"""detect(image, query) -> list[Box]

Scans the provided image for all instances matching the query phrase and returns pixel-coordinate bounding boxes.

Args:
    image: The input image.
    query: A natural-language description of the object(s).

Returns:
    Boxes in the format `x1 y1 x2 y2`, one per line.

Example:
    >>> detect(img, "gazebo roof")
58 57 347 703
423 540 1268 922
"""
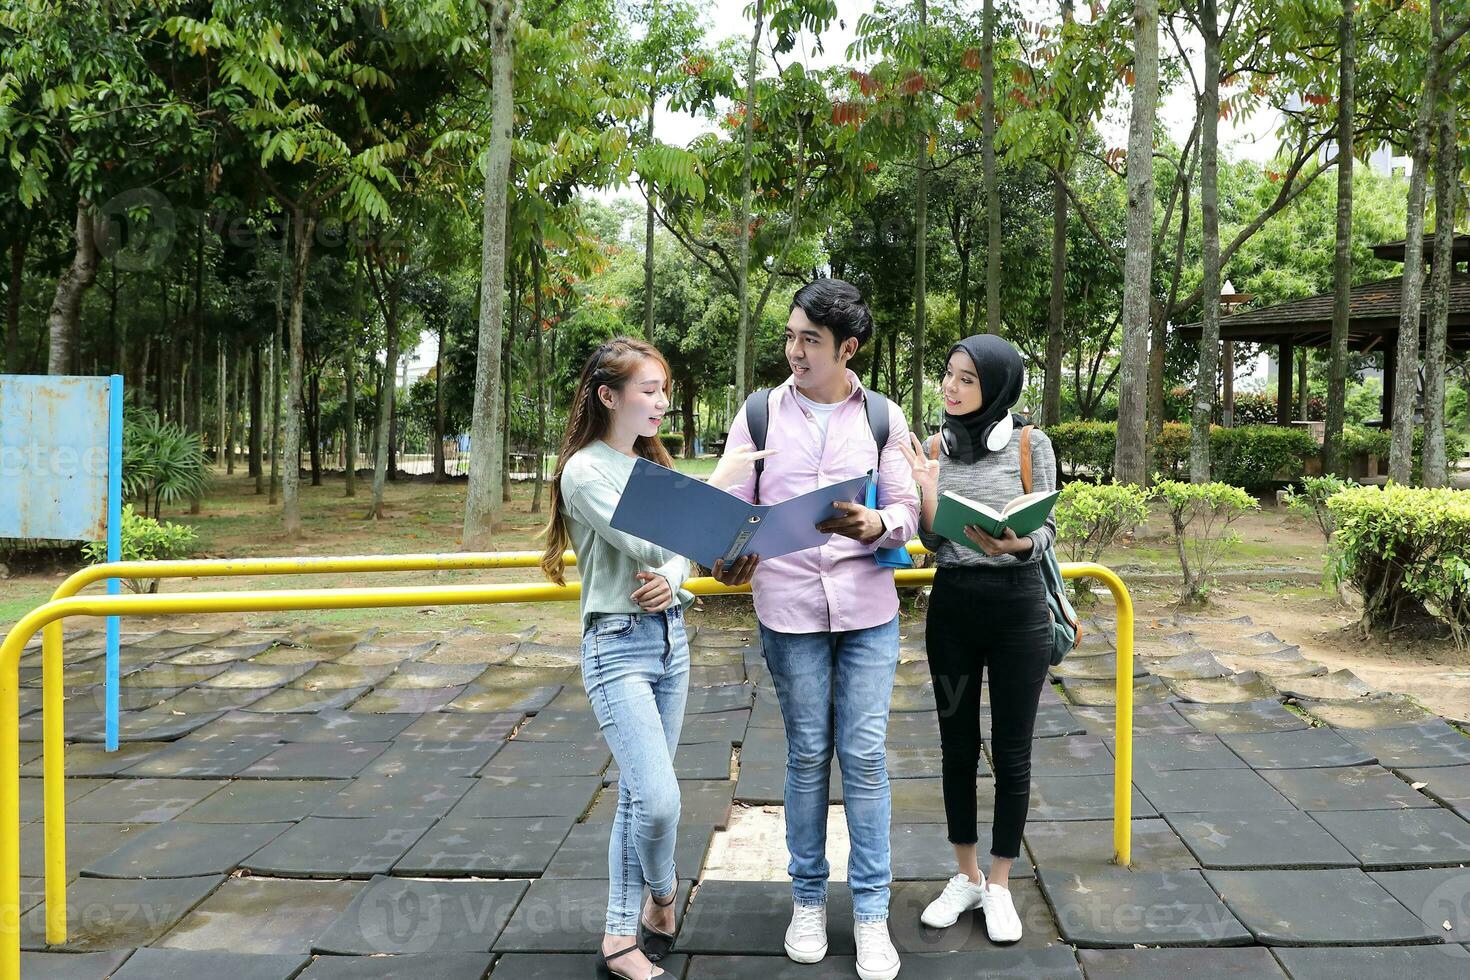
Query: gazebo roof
1177 272 1470 351
1371 232 1470 264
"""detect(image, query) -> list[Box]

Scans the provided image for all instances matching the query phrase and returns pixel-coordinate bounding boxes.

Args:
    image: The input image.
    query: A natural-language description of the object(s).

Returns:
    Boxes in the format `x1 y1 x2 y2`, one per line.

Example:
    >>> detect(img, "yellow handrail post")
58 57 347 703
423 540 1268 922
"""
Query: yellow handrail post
40 623 66 945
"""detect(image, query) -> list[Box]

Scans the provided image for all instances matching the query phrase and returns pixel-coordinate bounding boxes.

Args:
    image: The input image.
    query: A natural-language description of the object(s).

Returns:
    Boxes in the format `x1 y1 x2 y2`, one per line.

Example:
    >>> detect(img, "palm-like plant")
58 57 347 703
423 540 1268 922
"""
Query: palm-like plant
122 410 209 519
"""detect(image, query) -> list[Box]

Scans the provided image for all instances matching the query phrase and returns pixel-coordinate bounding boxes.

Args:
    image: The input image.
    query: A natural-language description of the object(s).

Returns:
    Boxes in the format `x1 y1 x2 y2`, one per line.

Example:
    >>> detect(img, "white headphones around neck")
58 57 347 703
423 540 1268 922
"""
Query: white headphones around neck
939 410 1014 456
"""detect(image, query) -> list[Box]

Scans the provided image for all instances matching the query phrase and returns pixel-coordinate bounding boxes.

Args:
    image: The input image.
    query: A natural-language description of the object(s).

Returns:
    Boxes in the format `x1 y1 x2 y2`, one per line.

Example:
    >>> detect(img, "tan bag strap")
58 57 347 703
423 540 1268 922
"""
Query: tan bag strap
927 434 941 461
1019 424 1033 495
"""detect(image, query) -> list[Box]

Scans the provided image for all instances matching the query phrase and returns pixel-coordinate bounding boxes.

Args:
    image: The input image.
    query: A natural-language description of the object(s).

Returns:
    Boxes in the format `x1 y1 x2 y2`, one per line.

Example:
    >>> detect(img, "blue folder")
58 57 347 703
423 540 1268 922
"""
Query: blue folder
610 458 872 568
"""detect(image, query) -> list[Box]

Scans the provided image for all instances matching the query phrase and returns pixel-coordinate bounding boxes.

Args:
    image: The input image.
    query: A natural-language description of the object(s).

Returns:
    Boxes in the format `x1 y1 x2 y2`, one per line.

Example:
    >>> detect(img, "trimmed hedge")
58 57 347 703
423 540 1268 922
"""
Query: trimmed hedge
1048 422 1320 489
659 433 685 455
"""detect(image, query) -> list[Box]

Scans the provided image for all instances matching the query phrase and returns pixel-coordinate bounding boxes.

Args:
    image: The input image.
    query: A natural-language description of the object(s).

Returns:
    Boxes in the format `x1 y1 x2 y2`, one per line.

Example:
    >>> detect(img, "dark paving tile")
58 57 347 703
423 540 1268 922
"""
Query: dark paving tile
733 763 842 807
1298 694 1437 729
1220 728 1377 769
119 738 281 778
20 949 135 979
606 741 732 784
481 740 611 778
183 710 323 742
489 952 683 979
889 878 1063 952
242 816 435 878
884 745 951 780
1037 867 1251 947
396 711 520 742
157 876 365 953
1028 736 1114 777
65 778 228 823
542 822 712 879
447 685 563 713
685 684 755 714
1175 699 1307 734
675 879 851 955
20 874 225 951
243 686 369 712
178 779 348 823
1071 703 1193 737
1025 703 1089 738
121 663 232 688
1308 808 1470 869
1076 946 1286 978
1203 868 1440 945
350 686 467 713
315 875 529 953
1339 722 1470 770
494 878 692 953
1104 734 1247 771
1134 768 1295 814
364 740 503 778
298 952 498 979
1259 765 1437 811
1398 764 1470 813
312 772 476 821
1051 653 1145 679
891 823 1033 880
1271 945 1470 979
380 662 486 689
20 821 146 874
287 708 422 742
201 662 315 689
1163 672 1280 705
1060 675 1174 707
445 775 601 820
394 817 575 877
109 948 309 979
82 820 291 878
898 947 1084 978
239 741 391 779
1030 775 1157 821
1025 817 1196 874
1370 868 1470 942
510 707 604 742
1164 811 1357 869
18 776 106 823
584 779 734 829
21 741 167 777
71 707 228 743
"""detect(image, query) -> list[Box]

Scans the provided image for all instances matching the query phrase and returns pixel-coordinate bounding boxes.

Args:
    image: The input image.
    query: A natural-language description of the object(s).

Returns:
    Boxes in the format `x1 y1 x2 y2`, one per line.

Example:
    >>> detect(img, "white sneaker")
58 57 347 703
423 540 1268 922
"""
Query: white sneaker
980 882 1023 943
784 901 828 963
920 872 986 928
854 918 901 980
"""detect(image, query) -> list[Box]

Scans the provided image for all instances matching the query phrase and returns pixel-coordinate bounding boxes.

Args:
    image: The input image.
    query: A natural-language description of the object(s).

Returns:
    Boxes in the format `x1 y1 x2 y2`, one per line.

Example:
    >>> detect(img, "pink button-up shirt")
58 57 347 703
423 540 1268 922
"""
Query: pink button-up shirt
723 371 920 634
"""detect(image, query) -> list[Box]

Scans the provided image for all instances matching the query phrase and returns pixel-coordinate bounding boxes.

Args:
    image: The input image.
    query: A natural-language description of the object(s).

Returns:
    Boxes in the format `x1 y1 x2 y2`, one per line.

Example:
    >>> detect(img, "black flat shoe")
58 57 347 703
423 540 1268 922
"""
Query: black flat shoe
639 888 678 962
597 941 664 979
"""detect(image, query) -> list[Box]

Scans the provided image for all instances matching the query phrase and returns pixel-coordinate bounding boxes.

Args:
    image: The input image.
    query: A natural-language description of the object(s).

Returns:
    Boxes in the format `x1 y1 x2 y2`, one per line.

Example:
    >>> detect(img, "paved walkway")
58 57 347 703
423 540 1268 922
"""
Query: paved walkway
13 611 1470 978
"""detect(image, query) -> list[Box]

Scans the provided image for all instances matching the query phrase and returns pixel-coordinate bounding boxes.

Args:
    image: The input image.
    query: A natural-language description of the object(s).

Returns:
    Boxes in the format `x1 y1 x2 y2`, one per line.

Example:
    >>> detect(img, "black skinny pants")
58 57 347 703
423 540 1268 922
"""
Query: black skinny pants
925 562 1053 859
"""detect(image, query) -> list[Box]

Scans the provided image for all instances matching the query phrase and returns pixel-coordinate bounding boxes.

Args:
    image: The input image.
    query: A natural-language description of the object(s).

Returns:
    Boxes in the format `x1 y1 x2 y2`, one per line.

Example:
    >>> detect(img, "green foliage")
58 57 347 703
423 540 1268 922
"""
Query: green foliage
122 410 209 519
1150 479 1259 605
1327 486 1470 648
81 505 198 593
659 433 685 454
1283 475 1352 542
1049 421 1320 489
1054 481 1151 604
1342 425 1469 484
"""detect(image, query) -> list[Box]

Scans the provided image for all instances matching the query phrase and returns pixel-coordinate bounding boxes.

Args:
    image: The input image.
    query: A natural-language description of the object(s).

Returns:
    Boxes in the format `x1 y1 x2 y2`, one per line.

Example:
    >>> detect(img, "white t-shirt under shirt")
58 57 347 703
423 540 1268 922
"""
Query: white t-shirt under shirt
792 386 847 444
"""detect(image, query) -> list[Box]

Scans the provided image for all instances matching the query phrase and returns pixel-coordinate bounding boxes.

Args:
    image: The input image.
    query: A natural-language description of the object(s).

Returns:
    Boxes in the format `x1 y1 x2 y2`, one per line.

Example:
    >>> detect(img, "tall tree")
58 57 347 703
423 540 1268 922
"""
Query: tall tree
981 0 999 335
1114 0 1159 484
735 0 765 402
1188 0 1226 483
1421 92 1458 487
1324 0 1355 477
912 0 929 432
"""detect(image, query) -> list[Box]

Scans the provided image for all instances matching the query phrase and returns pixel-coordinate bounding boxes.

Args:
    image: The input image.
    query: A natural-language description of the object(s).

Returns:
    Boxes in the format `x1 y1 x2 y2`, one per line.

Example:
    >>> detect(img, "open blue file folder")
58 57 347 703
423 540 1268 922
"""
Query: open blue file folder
610 457 872 568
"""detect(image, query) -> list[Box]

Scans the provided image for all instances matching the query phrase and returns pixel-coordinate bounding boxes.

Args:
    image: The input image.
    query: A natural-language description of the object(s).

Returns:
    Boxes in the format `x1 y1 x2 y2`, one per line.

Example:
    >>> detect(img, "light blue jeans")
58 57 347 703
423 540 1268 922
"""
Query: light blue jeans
581 604 689 934
759 615 899 922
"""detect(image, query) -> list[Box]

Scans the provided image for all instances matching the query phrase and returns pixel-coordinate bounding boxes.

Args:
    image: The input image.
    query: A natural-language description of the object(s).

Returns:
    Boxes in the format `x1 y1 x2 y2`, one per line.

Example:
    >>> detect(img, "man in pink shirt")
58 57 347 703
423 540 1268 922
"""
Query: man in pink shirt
715 279 919 980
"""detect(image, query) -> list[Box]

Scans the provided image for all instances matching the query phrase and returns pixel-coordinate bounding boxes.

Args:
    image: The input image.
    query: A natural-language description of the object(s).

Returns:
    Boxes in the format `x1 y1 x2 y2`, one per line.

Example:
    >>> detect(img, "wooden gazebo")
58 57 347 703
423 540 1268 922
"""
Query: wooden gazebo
1178 234 1470 426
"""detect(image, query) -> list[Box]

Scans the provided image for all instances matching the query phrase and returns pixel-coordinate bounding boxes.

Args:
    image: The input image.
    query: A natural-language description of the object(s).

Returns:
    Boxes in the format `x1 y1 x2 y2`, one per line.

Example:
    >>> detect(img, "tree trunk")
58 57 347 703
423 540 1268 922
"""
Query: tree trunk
502 269 517 505
1190 0 1222 484
217 338 227 468
1422 99 1456 487
1277 343 1294 425
344 353 358 497
1324 0 1355 477
269 232 287 506
1222 340 1235 426
531 247 546 514
4 226 25 373
250 341 263 487
681 382 696 460
643 84 658 341
462 0 518 548
46 199 99 374
282 207 315 538
982 0 999 335
370 272 400 519
1114 0 1160 485
1298 348 1309 420
226 349 239 476
1389 0 1452 485
433 319 446 482
1045 172 1067 426
308 368 322 486
911 0 929 433
734 0 764 402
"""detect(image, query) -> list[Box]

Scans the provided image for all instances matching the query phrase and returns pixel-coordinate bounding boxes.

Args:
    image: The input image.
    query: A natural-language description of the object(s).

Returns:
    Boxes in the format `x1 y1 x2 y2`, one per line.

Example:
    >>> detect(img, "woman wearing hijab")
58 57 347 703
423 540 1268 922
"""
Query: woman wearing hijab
897 334 1057 944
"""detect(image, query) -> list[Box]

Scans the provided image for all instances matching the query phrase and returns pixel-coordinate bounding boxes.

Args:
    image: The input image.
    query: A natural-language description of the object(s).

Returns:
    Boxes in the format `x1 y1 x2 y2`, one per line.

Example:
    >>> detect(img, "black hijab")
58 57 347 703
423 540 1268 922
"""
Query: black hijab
942 334 1026 463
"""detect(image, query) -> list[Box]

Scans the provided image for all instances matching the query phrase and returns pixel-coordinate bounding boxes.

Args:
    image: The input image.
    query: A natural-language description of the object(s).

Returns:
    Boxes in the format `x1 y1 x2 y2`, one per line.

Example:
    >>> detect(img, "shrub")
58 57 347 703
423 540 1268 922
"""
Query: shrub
659 433 685 455
1048 422 1118 481
1050 421 1320 488
1054 482 1152 604
1150 479 1259 605
1232 392 1326 425
1342 425 1469 484
123 410 209 518
1283 474 1354 597
81 505 198 594
1151 422 1192 479
1327 485 1470 647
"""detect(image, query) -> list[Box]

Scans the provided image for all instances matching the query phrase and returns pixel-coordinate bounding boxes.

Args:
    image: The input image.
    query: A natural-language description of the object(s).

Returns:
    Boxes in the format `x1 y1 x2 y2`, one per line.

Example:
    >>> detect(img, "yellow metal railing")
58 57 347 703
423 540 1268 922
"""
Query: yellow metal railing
3 553 1132 978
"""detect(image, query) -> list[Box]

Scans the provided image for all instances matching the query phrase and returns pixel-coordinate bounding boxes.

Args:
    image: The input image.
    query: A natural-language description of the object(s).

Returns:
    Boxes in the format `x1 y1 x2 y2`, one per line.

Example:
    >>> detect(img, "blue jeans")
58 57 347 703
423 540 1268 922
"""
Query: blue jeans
582 605 690 935
759 615 899 922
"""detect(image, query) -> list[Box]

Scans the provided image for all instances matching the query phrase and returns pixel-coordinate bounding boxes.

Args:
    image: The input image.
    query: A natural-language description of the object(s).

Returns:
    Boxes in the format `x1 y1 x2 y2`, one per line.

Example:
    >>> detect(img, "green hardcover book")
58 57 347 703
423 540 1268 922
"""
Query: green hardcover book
933 488 1061 551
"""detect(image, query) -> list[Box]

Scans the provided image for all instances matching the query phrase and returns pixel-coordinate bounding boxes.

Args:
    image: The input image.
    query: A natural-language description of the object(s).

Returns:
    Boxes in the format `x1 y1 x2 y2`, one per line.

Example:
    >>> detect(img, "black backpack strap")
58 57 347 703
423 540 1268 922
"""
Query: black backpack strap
742 388 771 504
863 392 889 474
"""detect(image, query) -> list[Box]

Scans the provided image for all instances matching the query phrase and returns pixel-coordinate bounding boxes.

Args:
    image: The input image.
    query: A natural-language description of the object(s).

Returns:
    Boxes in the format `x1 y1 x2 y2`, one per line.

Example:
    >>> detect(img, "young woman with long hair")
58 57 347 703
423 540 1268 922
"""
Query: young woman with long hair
542 336 761 979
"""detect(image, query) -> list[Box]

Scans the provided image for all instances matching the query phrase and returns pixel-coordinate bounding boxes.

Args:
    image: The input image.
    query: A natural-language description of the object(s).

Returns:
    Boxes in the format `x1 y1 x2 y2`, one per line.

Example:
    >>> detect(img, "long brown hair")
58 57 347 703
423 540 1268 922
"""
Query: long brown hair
541 336 675 585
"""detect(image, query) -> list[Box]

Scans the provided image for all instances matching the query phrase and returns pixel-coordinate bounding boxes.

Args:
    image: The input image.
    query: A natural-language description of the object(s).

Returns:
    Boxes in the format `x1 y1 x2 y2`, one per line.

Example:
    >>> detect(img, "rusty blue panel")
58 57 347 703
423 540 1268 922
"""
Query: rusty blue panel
0 375 113 541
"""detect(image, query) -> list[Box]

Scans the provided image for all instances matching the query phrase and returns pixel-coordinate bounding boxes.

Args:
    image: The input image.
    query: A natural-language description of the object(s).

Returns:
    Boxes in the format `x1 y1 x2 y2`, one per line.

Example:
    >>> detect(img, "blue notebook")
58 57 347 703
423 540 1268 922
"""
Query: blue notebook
610 457 872 568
